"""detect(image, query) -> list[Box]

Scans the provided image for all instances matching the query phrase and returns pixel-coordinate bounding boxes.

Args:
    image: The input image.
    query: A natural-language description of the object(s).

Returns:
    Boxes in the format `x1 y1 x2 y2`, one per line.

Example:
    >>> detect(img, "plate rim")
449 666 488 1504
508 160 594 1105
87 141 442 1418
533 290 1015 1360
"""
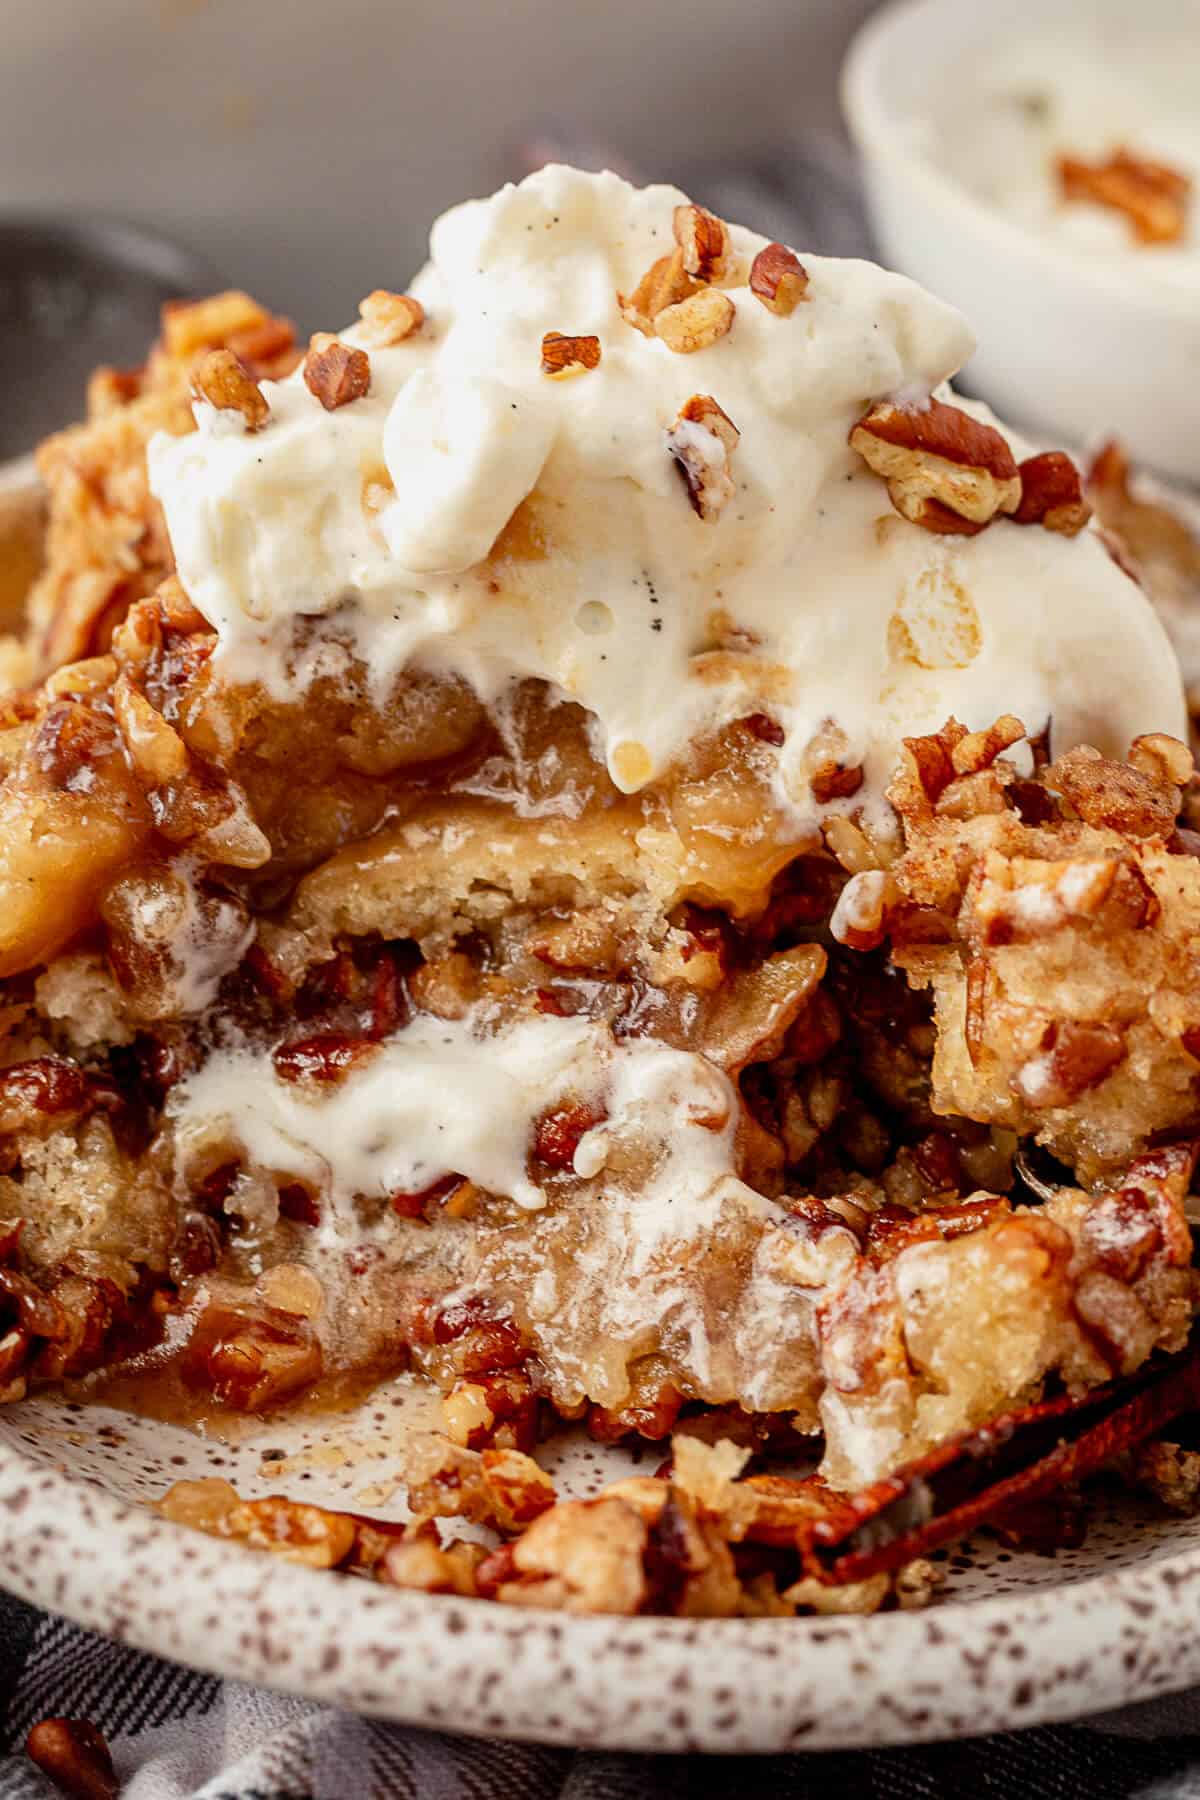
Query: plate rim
2 1433 1200 1750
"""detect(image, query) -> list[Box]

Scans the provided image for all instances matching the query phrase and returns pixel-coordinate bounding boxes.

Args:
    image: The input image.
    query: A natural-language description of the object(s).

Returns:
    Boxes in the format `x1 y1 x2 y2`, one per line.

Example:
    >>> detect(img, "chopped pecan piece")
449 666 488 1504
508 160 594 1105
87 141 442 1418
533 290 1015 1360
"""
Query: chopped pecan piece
182 1301 323 1411
655 288 736 355
540 331 601 378
617 250 700 336
161 289 271 358
1050 742 1182 838
191 348 269 429
480 1445 557 1527
749 242 809 315
1013 451 1092 536
381 1524 483 1595
443 1369 538 1451
390 1173 469 1220
673 203 734 282
666 393 739 520
405 1435 554 1533
225 1495 357 1569
850 397 1021 532
1057 146 1192 244
1013 1019 1127 1108
25 1718 117 1800
505 1496 649 1613
1129 732 1194 788
356 289 424 346
34 1275 124 1382
532 1101 606 1170
951 715 1026 775
0 1058 97 1136
830 869 896 950
810 759 864 804
272 1033 380 1086
111 672 188 786
588 1383 683 1445
225 313 300 379
968 850 1158 946
304 335 371 410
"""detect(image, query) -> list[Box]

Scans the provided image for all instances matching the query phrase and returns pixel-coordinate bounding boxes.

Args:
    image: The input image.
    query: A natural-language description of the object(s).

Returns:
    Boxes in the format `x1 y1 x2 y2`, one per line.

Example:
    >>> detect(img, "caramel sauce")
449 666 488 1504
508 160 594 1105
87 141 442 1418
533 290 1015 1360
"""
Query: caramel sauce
73 1354 406 1442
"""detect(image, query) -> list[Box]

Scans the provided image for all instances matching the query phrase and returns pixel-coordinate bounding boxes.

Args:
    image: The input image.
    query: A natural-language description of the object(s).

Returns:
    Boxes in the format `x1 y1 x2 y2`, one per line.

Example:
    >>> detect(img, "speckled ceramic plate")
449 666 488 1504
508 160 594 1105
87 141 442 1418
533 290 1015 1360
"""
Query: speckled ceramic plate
1 1383 1200 1751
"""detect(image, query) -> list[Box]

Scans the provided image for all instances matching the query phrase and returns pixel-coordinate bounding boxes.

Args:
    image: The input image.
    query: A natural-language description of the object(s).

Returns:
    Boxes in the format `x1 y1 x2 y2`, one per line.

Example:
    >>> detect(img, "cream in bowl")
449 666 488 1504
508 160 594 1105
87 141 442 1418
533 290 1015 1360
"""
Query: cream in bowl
842 0 1200 480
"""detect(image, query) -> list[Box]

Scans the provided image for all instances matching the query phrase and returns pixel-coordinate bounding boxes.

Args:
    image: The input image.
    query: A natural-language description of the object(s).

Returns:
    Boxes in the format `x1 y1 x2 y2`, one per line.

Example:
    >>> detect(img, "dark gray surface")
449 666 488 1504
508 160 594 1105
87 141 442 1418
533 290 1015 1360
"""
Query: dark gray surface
0 216 218 458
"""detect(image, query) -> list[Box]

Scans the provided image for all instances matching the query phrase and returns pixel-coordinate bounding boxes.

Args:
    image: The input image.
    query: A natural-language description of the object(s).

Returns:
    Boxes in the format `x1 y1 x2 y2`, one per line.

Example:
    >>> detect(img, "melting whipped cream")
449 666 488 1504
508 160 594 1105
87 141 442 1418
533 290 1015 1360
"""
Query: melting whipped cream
168 1010 757 1239
168 1008 833 1417
149 164 1184 826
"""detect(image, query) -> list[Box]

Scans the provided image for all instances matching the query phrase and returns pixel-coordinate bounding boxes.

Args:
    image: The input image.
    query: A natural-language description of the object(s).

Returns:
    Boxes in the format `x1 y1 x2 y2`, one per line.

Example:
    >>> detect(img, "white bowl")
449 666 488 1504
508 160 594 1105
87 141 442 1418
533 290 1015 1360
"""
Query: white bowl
841 0 1200 482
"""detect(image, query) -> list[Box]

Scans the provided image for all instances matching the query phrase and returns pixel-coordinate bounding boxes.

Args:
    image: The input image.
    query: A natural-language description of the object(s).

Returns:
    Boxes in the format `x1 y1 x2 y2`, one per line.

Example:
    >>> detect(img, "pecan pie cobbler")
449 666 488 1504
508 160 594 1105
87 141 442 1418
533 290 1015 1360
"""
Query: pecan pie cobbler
3 166 1200 1617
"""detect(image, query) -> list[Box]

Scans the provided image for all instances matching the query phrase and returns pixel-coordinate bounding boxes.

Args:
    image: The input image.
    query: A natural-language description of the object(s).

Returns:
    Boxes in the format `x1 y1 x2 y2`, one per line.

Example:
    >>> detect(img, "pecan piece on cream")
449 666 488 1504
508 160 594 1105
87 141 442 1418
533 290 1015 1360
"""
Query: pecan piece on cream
191 348 269 430
673 202 734 282
1013 451 1092 536
666 393 740 520
356 288 425 346
617 250 700 336
304 334 371 410
655 288 736 355
749 242 809 315
540 332 602 379
850 397 1021 532
1057 147 1192 245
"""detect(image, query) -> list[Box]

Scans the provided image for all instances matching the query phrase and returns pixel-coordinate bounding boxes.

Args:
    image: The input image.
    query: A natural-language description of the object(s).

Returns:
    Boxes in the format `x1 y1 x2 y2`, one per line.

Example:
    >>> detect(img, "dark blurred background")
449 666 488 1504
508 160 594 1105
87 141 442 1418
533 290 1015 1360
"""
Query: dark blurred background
0 0 879 325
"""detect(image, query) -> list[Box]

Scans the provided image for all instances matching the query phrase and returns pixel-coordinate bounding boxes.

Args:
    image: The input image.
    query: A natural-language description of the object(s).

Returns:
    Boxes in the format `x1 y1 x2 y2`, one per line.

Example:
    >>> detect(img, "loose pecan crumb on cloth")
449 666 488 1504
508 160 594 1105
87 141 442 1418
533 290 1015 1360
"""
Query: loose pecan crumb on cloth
26 1717 118 1800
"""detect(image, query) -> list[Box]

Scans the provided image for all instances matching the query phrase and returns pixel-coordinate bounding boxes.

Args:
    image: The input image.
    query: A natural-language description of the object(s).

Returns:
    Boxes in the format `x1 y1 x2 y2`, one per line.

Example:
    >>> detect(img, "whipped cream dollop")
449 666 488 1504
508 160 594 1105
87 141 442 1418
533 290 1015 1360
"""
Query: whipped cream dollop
149 164 1184 827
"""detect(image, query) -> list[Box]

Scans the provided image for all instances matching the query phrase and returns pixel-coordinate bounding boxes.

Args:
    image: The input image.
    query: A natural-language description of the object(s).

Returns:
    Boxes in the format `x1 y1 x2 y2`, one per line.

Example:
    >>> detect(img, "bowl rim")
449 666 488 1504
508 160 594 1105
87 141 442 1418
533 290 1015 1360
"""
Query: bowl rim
840 0 1199 327
5 1427 1200 1750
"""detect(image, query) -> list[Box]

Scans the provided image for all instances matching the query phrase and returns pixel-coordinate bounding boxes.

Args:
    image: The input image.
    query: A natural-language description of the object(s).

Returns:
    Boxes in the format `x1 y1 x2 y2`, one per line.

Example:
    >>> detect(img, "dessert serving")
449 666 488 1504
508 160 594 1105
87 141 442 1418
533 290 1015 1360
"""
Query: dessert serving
2 164 1200 1619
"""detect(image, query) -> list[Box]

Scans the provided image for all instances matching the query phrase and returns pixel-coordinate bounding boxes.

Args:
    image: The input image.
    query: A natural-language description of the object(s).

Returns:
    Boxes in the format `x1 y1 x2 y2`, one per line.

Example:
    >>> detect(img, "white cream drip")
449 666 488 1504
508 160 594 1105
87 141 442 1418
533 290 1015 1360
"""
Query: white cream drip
168 1009 755 1239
